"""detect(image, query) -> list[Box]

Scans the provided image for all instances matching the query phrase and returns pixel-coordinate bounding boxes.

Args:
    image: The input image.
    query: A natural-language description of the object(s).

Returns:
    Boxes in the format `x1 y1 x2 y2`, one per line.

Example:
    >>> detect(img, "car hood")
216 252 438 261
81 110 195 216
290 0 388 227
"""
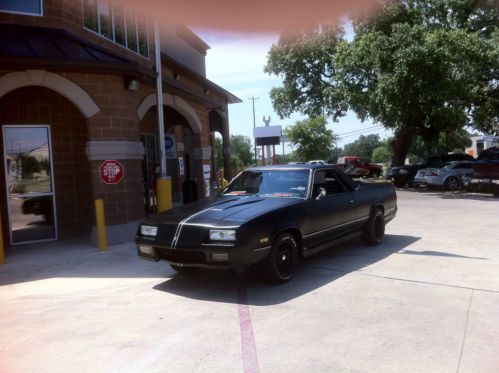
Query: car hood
143 196 302 226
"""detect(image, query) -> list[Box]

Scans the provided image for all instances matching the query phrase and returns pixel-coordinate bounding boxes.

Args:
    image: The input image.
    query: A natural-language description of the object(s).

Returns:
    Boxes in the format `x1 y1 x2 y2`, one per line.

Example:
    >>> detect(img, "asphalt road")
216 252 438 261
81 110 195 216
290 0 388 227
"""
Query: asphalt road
1 190 499 373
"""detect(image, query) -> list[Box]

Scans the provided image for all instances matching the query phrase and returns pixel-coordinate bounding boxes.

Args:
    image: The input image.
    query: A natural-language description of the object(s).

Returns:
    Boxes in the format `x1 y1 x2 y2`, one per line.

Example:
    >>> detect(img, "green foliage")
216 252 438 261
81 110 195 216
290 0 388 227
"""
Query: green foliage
39 158 51 177
265 0 499 166
342 134 383 161
264 24 347 120
372 145 391 163
214 137 224 170
214 134 254 171
283 117 337 162
230 135 253 166
19 155 41 179
407 128 473 161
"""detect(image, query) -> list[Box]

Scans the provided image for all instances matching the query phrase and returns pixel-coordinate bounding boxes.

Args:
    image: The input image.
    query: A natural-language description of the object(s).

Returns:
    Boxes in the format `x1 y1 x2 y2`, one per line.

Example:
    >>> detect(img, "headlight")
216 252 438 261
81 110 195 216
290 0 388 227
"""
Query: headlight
399 169 408 174
141 225 158 237
209 229 236 241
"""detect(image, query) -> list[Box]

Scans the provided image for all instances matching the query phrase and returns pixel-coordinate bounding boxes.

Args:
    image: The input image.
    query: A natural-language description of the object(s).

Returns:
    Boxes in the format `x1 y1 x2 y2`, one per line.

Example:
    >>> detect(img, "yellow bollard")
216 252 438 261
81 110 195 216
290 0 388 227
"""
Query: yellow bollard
0 210 5 264
94 199 108 251
156 177 172 212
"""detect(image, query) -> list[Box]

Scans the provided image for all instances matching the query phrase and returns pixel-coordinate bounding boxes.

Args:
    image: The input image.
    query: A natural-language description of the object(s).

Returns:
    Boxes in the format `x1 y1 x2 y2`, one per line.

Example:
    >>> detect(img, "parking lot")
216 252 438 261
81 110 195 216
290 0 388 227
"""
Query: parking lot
1 190 499 373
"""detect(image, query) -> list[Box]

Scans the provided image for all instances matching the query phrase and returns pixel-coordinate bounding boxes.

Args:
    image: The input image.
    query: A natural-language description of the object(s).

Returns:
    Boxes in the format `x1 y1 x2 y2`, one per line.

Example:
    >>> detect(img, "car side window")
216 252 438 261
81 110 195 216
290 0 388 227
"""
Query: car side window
313 170 347 197
456 163 473 169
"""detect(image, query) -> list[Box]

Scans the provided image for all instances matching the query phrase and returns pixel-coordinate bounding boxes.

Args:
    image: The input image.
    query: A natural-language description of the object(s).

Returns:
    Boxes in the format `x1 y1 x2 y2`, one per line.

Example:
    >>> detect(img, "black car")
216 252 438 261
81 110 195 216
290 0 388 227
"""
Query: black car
136 164 397 283
388 153 475 187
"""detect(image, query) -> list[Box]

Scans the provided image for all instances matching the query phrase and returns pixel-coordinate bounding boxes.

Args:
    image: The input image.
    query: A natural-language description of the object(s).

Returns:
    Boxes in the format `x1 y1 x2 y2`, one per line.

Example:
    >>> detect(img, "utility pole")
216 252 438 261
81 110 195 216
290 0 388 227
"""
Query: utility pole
248 97 259 165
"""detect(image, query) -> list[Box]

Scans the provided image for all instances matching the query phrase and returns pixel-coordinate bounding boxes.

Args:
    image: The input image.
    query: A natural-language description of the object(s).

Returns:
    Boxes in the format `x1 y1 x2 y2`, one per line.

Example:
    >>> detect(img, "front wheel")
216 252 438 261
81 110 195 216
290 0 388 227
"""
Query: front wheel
261 232 298 284
362 209 385 246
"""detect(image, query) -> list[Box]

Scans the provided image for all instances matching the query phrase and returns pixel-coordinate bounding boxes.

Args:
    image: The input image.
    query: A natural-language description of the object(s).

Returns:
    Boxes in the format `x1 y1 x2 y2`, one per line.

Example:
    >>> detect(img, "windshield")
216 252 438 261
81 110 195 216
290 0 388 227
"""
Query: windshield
222 170 310 198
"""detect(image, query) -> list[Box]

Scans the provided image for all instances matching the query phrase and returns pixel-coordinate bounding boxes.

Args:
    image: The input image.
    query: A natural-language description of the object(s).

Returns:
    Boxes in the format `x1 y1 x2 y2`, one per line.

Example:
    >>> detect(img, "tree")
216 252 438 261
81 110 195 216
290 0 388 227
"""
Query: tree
283 117 337 162
342 134 383 161
214 134 254 172
230 135 253 167
19 155 41 179
265 0 499 167
214 136 224 170
372 145 391 164
407 128 473 162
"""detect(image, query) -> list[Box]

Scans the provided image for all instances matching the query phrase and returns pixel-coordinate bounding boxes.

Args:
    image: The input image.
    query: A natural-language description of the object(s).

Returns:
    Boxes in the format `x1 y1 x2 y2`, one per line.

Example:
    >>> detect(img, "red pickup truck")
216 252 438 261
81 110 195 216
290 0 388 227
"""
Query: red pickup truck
336 156 383 178
465 146 499 196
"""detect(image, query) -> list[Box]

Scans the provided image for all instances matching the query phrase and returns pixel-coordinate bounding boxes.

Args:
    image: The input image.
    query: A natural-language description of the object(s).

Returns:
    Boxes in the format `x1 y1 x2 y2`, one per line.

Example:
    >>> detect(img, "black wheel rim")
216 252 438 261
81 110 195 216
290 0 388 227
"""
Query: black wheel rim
276 239 294 278
447 178 458 190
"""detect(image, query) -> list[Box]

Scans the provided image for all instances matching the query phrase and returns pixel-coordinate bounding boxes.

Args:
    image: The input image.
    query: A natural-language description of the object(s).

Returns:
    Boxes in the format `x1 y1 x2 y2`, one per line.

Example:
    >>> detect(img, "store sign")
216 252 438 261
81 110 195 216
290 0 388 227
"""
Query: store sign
203 164 211 179
99 160 124 184
165 135 177 159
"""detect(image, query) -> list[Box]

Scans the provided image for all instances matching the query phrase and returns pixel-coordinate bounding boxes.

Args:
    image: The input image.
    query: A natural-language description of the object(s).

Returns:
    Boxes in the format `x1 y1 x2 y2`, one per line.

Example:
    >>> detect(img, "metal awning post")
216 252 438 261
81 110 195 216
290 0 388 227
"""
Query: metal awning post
155 20 167 177
154 20 172 211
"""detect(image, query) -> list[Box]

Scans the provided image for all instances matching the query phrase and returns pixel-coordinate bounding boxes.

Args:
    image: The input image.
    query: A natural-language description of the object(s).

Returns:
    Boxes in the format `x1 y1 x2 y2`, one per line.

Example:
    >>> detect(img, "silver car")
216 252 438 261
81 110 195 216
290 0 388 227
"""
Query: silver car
413 161 475 190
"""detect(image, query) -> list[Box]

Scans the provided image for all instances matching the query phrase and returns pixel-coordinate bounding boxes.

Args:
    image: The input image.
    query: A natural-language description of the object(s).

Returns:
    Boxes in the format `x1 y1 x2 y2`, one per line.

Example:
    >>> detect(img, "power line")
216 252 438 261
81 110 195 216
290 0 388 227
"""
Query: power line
339 126 386 139
336 124 384 138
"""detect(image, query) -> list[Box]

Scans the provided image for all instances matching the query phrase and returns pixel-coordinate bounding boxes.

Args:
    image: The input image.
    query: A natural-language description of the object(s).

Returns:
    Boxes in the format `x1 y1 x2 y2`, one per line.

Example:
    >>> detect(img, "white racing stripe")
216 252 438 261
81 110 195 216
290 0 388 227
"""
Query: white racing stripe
171 207 213 248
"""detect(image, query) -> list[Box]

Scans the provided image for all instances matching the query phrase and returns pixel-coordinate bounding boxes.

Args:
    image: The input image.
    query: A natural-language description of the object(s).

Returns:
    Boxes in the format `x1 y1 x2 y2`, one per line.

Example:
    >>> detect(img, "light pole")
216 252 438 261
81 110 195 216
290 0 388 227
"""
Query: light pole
249 97 259 165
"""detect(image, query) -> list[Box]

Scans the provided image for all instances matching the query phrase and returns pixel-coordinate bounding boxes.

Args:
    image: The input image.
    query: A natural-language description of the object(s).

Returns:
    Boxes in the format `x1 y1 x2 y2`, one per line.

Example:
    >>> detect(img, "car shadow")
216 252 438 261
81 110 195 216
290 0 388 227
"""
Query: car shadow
152 234 420 306
398 188 499 201
398 249 488 260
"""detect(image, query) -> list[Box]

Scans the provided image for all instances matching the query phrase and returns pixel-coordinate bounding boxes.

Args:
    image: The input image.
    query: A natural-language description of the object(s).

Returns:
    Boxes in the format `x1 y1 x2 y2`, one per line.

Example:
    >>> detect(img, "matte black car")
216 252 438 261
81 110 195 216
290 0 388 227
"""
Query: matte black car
136 165 397 283
388 153 475 187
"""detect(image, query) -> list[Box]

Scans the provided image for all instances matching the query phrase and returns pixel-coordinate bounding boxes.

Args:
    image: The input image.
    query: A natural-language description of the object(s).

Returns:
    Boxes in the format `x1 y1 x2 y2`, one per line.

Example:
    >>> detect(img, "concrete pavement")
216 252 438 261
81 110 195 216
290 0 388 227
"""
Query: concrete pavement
1 190 499 373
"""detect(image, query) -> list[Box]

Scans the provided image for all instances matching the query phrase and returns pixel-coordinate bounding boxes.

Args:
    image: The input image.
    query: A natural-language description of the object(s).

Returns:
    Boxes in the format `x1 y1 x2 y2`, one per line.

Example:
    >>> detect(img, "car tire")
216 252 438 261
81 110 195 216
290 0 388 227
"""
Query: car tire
444 176 459 191
362 208 385 246
261 232 298 284
170 264 199 273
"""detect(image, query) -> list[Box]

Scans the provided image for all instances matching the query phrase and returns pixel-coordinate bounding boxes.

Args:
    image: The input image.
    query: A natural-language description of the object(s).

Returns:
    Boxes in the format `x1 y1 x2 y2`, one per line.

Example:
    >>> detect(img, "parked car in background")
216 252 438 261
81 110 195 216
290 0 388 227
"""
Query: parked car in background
413 161 475 190
464 146 499 196
388 153 475 187
136 164 397 284
306 160 326 165
336 156 383 178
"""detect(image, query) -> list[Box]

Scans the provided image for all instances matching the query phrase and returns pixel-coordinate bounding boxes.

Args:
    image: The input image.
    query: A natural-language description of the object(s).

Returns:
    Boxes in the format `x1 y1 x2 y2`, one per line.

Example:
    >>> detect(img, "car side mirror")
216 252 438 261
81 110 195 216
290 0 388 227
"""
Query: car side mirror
315 187 326 200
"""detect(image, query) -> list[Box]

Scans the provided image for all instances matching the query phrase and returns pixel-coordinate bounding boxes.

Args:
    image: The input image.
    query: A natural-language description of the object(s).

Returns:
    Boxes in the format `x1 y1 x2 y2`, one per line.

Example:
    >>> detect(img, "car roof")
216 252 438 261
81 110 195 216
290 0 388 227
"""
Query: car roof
447 160 475 165
244 164 335 171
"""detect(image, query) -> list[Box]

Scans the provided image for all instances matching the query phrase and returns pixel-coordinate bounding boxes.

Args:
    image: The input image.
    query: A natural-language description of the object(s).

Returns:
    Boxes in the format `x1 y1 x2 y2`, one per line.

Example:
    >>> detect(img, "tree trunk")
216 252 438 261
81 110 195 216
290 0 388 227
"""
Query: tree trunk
390 126 417 167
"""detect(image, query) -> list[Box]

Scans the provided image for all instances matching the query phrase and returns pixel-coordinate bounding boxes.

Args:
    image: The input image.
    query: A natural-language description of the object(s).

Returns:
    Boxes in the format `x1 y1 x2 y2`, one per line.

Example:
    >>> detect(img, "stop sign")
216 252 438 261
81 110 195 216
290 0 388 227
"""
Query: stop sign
99 160 124 184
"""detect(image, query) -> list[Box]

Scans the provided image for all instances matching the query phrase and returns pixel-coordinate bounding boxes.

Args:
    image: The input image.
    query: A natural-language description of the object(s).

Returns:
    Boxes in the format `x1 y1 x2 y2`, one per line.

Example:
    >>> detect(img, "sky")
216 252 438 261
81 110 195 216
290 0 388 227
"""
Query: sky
196 28 393 149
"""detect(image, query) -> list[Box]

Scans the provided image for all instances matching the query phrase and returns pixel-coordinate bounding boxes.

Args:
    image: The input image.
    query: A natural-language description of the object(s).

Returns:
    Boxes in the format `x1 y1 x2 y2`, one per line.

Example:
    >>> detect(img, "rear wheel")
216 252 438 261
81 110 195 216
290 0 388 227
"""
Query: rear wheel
362 208 385 246
261 232 298 284
444 176 459 191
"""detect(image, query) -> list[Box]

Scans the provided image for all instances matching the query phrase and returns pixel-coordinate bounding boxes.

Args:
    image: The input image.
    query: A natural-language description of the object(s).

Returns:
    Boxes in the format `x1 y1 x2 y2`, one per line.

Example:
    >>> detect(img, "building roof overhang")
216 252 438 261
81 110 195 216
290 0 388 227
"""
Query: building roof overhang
0 23 241 108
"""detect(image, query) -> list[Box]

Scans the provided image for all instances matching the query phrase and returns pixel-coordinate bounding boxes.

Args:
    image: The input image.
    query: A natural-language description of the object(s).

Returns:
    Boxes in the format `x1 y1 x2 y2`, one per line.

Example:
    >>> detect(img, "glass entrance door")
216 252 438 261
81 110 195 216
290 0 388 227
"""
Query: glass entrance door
2 125 57 244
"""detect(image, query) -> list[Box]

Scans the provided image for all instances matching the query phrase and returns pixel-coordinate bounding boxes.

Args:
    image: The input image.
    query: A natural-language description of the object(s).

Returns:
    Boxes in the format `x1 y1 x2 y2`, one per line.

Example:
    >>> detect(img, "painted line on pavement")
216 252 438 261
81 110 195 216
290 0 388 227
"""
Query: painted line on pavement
236 271 260 373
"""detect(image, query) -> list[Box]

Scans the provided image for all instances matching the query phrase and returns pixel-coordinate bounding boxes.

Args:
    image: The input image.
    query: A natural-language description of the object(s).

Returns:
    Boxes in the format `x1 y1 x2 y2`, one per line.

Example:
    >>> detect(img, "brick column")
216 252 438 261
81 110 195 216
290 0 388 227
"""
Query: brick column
83 74 146 244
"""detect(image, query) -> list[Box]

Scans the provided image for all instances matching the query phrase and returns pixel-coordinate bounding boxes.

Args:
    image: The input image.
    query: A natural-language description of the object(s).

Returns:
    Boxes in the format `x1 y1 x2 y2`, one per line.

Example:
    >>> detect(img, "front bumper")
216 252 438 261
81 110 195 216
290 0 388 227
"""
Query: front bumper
136 241 271 269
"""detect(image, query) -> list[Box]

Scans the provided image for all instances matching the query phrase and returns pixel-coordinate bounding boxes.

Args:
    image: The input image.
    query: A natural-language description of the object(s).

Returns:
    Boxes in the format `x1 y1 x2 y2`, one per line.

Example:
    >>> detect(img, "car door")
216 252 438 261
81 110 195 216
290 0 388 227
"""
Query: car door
304 169 357 249
452 162 474 177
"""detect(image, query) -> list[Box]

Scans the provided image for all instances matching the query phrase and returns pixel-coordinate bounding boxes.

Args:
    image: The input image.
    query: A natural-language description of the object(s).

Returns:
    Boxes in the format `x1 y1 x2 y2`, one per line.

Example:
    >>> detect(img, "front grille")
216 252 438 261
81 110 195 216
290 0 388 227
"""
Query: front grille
155 247 206 264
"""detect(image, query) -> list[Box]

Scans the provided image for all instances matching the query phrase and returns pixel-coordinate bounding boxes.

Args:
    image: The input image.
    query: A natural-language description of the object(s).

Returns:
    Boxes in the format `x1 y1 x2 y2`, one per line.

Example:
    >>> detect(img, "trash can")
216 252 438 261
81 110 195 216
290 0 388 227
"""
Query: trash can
182 179 198 204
